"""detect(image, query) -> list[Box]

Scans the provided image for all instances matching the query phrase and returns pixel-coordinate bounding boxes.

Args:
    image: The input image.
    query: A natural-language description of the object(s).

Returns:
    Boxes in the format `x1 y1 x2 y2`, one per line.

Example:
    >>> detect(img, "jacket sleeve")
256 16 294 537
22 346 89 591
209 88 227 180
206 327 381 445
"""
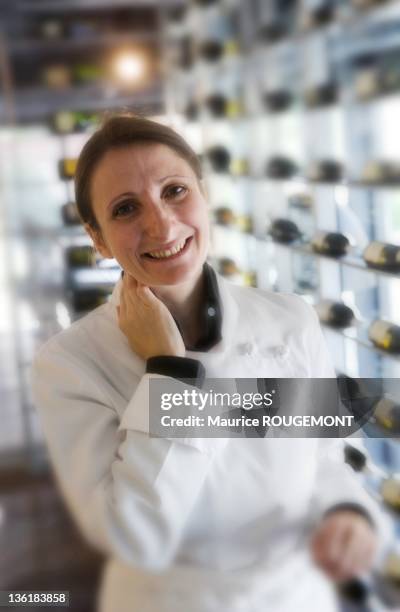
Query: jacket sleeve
31 342 226 571
303 302 393 555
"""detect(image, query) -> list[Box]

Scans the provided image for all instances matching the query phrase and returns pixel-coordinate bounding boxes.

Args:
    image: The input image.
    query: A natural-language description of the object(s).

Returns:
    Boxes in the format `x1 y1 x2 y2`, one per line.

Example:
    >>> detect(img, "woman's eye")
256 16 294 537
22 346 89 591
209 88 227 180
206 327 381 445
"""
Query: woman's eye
164 185 187 200
113 202 136 218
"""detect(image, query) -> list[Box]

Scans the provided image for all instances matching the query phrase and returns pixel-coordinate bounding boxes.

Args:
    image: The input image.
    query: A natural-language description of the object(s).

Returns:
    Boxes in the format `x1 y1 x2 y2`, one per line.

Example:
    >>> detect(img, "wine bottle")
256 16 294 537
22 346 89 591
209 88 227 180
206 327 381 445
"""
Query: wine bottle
194 0 219 6
352 0 387 9
304 82 338 108
363 241 400 271
72 64 102 85
269 218 301 243
52 110 99 134
72 288 111 312
236 214 253 233
184 101 199 121
266 156 298 179
383 552 400 584
206 146 231 173
205 94 227 118
311 231 350 256
288 193 313 209
361 160 400 184
59 158 78 180
52 111 76 134
65 245 96 269
214 207 236 226
369 320 400 353
217 257 240 277
43 65 71 89
315 300 355 328
258 21 288 44
344 444 367 472
167 6 187 22
381 478 400 512
180 36 194 70
374 397 400 435
40 19 64 40
307 159 343 182
199 40 224 62
355 65 380 100
264 90 293 112
303 3 335 29
230 158 249 176
61 202 81 226
338 579 370 607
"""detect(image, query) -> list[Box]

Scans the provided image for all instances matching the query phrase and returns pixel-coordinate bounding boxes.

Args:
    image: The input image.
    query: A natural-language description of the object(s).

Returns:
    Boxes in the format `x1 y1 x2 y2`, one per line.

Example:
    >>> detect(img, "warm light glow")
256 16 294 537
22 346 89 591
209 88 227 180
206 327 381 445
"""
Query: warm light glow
113 52 145 83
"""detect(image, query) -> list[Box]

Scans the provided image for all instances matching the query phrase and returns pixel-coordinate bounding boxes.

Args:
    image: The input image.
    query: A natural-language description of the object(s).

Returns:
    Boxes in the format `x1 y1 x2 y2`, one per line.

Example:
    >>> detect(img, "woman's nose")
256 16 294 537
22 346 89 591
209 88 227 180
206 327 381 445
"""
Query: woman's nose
142 199 176 240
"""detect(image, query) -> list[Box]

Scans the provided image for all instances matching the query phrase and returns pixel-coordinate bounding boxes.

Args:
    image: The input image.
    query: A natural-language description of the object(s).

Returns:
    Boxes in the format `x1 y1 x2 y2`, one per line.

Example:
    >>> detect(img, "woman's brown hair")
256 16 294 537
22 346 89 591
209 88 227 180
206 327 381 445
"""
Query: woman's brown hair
74 113 203 230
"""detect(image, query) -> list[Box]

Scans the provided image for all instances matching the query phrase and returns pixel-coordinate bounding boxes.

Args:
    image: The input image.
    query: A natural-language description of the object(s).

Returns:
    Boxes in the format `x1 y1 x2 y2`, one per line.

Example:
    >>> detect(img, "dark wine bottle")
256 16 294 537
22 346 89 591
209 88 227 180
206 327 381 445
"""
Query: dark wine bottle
206 146 231 172
307 159 343 182
205 94 227 117
194 0 219 5
71 288 111 312
369 320 400 353
344 444 367 472
315 300 355 328
338 578 370 606
363 241 400 271
266 156 298 179
65 245 95 269
199 40 224 62
269 218 301 243
304 82 338 108
61 202 81 226
167 6 187 22
303 3 335 29
311 231 350 256
258 22 288 44
264 90 293 112
184 101 199 121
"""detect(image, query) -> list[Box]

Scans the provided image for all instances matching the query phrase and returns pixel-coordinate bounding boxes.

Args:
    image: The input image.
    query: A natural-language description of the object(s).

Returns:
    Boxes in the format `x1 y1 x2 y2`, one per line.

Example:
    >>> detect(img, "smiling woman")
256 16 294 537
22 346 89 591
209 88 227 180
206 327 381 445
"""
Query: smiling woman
32 113 387 612
86 143 209 289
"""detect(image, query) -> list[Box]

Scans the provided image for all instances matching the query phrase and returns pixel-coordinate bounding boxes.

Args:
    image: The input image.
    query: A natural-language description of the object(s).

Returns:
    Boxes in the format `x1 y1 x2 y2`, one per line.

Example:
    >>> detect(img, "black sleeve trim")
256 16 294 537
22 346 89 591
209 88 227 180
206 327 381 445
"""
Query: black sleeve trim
323 503 375 529
146 356 205 388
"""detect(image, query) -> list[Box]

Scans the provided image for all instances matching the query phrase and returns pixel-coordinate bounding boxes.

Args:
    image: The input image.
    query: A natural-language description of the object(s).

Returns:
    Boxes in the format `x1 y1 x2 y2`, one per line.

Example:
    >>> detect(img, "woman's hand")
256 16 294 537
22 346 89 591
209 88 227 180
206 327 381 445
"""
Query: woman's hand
310 510 378 582
117 273 186 360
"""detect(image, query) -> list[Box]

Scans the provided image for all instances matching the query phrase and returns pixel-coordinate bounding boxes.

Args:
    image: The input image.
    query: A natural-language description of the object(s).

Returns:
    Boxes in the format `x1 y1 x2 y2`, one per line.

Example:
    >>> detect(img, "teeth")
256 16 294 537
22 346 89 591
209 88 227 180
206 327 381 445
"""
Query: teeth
147 240 186 259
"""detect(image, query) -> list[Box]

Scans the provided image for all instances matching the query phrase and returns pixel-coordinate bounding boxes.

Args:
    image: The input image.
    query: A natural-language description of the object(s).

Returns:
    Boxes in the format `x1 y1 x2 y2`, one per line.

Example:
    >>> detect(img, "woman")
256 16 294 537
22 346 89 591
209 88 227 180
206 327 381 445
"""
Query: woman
32 114 386 612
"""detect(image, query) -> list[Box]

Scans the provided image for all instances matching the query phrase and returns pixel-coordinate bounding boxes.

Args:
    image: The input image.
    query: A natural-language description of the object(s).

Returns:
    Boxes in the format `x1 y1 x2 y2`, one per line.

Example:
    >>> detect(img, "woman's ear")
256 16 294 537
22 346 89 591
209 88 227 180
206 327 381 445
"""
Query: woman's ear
84 224 113 259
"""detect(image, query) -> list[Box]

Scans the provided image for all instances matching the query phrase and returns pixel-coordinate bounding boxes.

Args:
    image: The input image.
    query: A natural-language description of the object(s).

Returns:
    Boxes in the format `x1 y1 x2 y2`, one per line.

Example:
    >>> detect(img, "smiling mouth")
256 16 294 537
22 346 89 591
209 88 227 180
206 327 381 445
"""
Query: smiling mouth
142 236 193 261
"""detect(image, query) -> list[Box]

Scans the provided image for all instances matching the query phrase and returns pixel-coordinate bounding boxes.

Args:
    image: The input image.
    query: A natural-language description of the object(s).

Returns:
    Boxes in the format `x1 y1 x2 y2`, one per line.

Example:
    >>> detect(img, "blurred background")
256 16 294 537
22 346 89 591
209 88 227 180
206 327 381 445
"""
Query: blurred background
2 0 400 610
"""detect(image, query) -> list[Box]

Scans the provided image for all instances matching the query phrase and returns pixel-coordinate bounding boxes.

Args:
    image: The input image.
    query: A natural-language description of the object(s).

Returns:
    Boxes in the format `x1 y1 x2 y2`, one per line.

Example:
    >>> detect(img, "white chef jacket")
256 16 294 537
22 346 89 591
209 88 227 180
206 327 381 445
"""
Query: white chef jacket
31 273 389 612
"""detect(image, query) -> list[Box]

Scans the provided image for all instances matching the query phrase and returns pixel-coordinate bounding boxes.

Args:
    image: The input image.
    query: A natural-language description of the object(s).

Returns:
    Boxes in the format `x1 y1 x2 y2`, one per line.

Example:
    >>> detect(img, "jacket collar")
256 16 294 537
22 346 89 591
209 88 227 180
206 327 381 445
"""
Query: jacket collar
109 264 239 354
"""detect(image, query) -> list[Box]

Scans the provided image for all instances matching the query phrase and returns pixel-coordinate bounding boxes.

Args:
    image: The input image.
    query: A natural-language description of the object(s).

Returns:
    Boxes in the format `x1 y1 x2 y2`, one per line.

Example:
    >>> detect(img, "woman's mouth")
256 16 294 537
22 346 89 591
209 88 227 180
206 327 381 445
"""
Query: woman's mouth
142 236 193 261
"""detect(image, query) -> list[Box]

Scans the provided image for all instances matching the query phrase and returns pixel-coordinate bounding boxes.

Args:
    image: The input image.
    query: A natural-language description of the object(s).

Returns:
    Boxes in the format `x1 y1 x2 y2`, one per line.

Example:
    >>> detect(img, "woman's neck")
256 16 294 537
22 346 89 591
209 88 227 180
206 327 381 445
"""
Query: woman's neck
152 270 205 347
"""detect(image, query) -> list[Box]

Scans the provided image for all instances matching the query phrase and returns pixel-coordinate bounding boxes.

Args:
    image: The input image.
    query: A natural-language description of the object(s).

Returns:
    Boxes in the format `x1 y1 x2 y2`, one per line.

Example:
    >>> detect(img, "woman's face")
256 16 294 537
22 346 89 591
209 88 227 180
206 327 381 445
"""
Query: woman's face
88 143 210 288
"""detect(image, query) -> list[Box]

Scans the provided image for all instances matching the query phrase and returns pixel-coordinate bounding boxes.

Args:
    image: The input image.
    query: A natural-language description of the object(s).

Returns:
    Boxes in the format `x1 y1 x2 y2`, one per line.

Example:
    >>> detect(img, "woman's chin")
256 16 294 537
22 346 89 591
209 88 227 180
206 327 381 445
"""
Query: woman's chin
141 256 203 286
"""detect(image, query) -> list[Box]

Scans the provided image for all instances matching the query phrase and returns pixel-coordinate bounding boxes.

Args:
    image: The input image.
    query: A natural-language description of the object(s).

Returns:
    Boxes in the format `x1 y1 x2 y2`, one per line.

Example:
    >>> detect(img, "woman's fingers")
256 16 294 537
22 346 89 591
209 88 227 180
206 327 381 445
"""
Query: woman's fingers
311 512 377 583
115 270 185 358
